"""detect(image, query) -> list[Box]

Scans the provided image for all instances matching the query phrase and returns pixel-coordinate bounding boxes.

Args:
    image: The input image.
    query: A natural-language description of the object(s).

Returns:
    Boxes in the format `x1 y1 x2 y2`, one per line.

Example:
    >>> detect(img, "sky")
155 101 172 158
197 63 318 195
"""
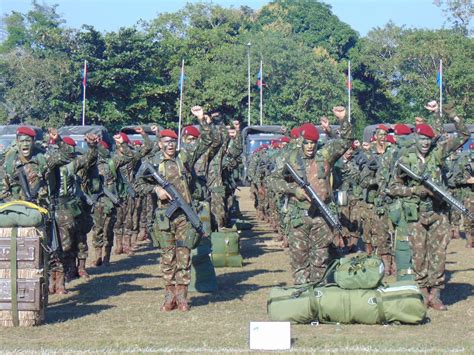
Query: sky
1 0 447 37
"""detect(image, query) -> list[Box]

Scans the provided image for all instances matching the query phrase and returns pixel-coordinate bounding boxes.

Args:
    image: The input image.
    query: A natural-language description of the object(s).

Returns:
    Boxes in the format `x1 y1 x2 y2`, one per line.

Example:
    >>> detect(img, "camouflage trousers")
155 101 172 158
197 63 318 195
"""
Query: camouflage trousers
360 203 392 256
210 188 226 230
132 195 144 236
114 196 134 240
52 207 77 272
75 206 93 260
288 209 337 285
154 213 192 286
407 211 450 289
91 200 116 249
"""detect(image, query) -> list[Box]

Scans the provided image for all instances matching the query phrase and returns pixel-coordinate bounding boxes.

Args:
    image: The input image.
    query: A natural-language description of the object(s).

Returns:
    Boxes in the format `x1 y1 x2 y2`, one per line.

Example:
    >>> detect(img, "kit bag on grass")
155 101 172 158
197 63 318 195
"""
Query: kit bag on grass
328 254 385 289
267 281 426 325
267 283 318 324
210 227 243 267
189 237 217 293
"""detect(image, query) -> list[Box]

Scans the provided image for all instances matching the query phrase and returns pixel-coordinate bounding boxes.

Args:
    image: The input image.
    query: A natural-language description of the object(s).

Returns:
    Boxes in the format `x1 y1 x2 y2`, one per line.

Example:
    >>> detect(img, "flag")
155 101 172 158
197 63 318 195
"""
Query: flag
346 74 352 91
436 64 442 88
82 61 87 87
257 68 265 88
178 71 185 91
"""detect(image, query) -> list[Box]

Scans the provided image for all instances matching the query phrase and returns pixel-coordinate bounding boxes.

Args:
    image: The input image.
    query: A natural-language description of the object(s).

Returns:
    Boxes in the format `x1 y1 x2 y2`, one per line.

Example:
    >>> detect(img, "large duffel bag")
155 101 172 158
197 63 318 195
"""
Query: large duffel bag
189 237 217 293
211 227 243 267
328 254 385 289
268 281 426 325
0 201 47 228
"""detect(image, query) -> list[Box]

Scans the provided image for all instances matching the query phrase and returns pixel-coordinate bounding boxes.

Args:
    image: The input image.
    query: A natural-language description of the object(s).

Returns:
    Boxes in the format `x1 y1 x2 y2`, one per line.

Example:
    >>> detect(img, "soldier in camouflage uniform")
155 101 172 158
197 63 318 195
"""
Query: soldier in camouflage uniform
113 131 152 255
271 107 352 284
387 101 468 310
136 128 200 312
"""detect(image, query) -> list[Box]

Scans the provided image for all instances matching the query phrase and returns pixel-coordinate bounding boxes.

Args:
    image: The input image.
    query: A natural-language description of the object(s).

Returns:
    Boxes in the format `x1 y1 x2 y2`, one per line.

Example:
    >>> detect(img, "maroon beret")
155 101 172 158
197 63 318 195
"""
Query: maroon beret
62 136 76 147
415 124 435 138
385 135 396 144
132 140 143 146
299 123 319 142
394 124 412 136
16 126 36 138
183 126 200 138
119 132 130 144
159 129 178 139
377 124 389 132
290 127 300 139
280 136 290 144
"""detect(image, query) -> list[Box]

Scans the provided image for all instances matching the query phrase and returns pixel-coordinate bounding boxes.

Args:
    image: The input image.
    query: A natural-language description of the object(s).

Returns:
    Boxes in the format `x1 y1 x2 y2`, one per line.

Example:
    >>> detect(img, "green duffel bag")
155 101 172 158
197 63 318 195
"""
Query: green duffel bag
0 201 46 228
313 281 426 325
267 283 318 324
189 237 217 293
329 254 385 289
211 228 243 267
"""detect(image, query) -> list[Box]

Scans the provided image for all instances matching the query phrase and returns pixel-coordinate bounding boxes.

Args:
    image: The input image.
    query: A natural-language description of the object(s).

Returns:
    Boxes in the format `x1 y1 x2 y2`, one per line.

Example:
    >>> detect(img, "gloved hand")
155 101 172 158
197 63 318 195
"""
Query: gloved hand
411 185 432 198
294 188 310 202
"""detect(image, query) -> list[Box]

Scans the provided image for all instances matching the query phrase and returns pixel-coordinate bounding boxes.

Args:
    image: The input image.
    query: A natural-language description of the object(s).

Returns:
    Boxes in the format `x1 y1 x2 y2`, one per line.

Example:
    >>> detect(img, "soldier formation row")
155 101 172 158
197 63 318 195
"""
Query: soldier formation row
0 105 243 312
248 101 472 311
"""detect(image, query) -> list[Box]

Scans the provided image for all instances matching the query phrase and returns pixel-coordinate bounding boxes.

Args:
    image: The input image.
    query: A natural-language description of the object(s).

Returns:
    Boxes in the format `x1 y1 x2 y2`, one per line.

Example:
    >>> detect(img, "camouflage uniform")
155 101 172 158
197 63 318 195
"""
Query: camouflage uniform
113 134 152 255
387 117 468 308
271 119 352 284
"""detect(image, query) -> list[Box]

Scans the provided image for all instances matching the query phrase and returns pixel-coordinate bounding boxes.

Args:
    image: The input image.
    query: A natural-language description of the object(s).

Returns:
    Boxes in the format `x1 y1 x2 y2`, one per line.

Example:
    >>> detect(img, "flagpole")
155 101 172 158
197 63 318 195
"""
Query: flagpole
82 60 87 126
348 60 351 124
439 59 443 117
259 59 263 126
178 59 184 151
247 42 251 127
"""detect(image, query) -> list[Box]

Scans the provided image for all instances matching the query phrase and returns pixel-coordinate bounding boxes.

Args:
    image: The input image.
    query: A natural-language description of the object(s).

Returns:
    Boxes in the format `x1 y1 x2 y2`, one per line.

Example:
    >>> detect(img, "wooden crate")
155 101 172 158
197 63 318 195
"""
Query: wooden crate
0 227 47 327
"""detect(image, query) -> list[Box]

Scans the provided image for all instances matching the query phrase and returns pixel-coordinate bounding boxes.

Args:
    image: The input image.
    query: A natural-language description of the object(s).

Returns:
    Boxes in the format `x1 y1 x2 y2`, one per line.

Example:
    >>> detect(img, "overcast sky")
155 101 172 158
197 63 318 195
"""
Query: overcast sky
2 0 447 36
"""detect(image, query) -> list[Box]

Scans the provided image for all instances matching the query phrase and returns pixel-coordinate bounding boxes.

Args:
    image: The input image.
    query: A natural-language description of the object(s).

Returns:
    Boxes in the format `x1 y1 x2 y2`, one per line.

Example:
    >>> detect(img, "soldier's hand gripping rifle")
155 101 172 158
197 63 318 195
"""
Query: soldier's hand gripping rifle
285 163 343 232
44 200 62 265
397 162 474 220
139 162 206 237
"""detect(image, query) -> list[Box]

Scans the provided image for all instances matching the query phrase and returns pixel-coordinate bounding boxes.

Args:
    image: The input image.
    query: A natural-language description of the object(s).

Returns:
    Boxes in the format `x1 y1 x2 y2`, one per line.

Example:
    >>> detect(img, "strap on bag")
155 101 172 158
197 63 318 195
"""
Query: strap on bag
10 227 19 327
375 290 387 325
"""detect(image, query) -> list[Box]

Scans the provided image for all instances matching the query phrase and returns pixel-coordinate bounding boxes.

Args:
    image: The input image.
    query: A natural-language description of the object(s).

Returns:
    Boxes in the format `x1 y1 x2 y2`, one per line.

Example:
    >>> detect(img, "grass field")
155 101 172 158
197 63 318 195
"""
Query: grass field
0 187 473 353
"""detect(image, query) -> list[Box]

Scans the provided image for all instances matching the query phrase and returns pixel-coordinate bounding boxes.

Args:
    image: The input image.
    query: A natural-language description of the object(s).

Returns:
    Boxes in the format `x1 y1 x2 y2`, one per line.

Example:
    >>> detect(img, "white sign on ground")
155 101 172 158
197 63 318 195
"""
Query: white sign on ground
249 321 291 350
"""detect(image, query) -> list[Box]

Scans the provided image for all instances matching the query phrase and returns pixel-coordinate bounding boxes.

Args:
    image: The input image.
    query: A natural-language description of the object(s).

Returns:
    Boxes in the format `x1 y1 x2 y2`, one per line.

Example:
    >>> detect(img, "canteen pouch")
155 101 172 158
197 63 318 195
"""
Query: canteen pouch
387 199 402 226
183 227 201 250
152 209 171 248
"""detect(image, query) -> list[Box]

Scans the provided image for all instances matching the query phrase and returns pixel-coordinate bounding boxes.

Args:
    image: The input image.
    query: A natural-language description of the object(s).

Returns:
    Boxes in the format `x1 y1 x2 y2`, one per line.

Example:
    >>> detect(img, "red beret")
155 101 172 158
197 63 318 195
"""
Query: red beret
385 135 396 144
470 143 474 150
16 126 36 138
377 124 389 132
299 123 319 142
271 141 281 149
62 137 76 147
99 140 110 150
132 140 143 146
280 136 290 143
119 132 130 144
290 127 300 139
159 129 178 139
260 144 269 150
415 124 435 138
183 126 200 138
394 124 412 136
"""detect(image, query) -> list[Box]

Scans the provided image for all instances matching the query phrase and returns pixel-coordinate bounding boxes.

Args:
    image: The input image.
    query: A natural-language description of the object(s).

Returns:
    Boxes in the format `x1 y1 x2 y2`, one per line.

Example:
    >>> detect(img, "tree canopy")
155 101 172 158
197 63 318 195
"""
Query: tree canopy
0 1 472 138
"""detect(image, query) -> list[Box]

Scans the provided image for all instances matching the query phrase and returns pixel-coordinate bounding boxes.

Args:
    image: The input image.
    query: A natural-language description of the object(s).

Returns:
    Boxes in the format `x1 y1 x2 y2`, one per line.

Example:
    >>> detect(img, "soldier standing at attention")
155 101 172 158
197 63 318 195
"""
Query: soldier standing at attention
387 101 468 310
271 107 352 284
136 129 200 312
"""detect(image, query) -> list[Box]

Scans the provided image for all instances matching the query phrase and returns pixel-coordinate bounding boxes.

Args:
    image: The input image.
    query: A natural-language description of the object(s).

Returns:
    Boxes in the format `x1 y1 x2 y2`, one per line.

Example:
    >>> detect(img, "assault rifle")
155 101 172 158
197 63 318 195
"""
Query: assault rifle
397 162 474 220
139 162 206 237
15 162 43 202
285 163 343 232
45 200 62 264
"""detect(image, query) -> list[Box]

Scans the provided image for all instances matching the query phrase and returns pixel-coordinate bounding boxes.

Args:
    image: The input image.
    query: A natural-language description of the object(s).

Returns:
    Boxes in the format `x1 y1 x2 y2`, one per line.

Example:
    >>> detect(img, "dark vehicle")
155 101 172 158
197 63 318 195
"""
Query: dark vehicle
120 124 162 143
0 125 44 152
58 125 113 152
241 125 285 184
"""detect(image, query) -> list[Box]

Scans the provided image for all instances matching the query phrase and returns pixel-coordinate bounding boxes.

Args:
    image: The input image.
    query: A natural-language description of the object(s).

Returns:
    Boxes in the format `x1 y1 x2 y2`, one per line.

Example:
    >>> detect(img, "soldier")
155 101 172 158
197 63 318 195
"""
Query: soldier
271 107 352 284
387 101 468 310
136 128 200 312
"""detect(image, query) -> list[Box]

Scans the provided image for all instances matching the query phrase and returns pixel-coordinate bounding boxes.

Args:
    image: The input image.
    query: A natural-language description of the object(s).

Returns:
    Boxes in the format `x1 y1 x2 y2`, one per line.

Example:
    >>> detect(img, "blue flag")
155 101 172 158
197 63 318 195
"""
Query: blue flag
178 71 185 91
436 66 442 88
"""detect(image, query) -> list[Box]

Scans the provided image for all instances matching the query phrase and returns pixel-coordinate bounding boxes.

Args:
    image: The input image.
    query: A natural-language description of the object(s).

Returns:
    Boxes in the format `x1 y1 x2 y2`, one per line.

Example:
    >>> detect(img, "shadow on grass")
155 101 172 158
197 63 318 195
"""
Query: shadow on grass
45 250 162 323
443 270 473 305
191 268 286 307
